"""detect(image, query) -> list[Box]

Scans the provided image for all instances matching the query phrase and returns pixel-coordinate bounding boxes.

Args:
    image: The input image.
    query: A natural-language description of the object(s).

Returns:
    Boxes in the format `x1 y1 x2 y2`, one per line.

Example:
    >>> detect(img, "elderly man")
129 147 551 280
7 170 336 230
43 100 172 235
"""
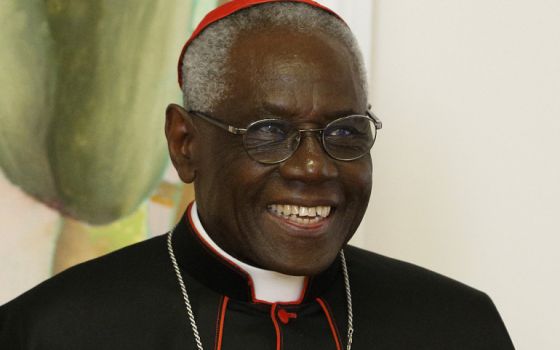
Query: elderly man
0 1 514 349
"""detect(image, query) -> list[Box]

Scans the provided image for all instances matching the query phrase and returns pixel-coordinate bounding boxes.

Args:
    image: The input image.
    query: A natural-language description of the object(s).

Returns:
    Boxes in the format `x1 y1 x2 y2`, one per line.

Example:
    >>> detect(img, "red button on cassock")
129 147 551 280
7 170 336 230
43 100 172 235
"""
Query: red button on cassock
277 309 297 324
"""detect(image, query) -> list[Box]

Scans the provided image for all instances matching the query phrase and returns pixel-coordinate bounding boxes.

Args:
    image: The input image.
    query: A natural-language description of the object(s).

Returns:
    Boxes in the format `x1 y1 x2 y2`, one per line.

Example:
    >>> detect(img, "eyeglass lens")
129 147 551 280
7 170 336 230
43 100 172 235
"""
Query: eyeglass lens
243 116 376 164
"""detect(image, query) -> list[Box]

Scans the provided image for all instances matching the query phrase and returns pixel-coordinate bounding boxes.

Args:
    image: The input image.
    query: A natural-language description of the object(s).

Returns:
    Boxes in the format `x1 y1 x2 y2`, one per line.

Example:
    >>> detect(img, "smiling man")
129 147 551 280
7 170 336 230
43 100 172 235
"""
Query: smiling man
0 1 514 349
168 11 372 278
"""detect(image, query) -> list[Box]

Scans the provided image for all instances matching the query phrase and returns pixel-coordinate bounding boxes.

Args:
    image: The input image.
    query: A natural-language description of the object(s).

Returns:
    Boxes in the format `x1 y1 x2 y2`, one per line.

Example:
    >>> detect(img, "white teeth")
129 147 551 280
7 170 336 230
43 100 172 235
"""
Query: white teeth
291 205 298 215
267 204 333 222
308 207 316 216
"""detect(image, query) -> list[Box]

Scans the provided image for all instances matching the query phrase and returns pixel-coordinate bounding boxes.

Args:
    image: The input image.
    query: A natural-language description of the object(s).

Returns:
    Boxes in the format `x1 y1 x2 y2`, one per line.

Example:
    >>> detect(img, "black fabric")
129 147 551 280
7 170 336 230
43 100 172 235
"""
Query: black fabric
0 212 515 349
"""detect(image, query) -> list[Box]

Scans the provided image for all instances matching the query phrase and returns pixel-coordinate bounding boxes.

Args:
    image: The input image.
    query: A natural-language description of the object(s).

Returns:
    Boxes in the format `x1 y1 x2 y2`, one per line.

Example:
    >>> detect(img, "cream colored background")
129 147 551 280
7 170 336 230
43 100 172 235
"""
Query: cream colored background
351 1 560 349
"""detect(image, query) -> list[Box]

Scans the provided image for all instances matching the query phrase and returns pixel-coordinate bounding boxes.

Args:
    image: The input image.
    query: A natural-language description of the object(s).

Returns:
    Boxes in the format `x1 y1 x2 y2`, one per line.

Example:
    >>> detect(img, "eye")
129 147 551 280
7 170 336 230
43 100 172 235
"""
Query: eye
257 124 286 135
326 116 373 138
249 120 289 139
248 120 291 142
326 126 356 137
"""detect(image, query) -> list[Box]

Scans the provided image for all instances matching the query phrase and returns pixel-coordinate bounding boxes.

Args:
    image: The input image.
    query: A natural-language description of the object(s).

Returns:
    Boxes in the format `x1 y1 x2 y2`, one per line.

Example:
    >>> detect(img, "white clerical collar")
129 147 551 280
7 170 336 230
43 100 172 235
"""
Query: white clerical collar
190 202 305 303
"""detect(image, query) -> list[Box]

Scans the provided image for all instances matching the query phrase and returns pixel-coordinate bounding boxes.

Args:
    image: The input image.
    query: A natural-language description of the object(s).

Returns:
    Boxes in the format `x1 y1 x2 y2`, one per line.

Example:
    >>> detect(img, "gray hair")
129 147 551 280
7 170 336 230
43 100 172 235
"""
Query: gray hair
182 2 367 112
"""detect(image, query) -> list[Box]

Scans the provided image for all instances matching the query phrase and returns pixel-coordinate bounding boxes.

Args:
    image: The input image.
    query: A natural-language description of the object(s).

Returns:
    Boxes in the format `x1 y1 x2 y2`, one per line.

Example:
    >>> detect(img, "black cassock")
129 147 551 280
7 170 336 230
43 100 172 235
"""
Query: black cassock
0 208 514 349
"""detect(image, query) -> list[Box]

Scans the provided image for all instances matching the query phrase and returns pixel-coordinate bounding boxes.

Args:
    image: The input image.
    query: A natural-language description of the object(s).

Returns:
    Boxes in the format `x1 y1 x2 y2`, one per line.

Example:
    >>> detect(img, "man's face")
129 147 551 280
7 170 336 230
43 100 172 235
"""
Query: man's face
190 28 372 275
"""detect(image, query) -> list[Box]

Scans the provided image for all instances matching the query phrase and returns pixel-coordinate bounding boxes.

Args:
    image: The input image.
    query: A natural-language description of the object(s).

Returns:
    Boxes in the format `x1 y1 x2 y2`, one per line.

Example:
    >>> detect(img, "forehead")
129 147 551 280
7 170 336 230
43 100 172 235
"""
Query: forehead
217 27 365 124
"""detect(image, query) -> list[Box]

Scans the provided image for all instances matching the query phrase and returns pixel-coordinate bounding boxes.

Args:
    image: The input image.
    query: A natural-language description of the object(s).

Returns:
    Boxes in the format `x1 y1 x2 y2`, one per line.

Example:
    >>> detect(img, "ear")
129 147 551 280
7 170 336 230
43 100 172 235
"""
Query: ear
165 103 197 183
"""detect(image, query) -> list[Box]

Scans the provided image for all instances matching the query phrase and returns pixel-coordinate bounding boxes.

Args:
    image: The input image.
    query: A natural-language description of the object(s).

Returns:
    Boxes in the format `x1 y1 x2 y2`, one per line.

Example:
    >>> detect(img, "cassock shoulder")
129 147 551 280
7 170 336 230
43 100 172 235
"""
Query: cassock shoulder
345 244 482 296
0 235 180 349
344 245 515 349
4 234 170 305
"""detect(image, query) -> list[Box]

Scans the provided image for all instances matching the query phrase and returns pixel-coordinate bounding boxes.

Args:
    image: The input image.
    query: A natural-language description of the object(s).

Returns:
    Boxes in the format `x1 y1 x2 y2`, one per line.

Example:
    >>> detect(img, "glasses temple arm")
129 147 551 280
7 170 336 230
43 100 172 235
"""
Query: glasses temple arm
189 111 247 135
366 107 383 130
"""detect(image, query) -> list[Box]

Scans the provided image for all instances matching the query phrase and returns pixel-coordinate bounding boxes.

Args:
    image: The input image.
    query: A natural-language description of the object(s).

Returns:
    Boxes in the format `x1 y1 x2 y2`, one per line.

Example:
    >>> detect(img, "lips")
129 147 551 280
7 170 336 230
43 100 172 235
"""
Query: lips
267 204 332 225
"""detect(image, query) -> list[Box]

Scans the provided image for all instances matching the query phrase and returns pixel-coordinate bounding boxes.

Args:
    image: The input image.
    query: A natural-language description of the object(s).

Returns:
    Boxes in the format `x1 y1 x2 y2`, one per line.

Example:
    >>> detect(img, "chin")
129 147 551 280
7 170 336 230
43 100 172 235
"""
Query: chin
260 249 341 276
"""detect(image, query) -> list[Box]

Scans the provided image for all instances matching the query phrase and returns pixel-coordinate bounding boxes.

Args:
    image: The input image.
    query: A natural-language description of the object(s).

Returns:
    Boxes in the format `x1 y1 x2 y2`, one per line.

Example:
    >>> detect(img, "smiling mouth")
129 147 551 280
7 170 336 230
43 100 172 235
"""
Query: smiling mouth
267 204 332 225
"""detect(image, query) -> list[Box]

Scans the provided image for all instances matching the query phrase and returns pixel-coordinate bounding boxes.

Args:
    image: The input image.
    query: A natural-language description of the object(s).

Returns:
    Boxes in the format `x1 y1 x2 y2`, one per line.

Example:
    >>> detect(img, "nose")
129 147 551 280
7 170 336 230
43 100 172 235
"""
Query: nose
278 132 339 182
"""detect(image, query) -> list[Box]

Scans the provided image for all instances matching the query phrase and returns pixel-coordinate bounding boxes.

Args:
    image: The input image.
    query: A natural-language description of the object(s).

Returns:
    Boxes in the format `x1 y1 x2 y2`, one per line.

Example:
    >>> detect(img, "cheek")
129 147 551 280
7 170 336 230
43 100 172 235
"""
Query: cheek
341 157 373 201
198 130 274 198
195 134 246 208
217 155 276 211
338 158 372 242
198 133 246 179
230 160 276 199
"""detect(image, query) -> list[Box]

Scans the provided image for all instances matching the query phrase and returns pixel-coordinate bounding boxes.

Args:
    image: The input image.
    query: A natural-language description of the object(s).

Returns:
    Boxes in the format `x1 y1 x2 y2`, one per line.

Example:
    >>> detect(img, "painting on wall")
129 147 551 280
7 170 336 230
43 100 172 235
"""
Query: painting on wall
0 0 221 304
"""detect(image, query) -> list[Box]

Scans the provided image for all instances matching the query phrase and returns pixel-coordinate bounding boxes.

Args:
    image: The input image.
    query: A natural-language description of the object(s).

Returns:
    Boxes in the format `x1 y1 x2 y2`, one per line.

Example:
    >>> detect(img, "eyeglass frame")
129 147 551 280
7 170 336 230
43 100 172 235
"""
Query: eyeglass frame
186 105 382 164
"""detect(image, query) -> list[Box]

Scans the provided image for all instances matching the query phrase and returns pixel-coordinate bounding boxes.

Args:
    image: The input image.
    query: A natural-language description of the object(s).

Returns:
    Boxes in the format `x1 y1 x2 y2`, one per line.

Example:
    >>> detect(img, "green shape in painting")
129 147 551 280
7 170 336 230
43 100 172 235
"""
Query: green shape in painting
0 0 58 205
0 0 215 226
44 0 192 224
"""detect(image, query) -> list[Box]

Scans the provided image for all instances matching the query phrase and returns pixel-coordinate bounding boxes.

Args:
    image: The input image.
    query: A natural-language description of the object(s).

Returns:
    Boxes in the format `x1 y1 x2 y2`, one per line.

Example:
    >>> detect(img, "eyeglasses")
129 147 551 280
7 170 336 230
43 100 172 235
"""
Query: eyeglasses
188 107 382 164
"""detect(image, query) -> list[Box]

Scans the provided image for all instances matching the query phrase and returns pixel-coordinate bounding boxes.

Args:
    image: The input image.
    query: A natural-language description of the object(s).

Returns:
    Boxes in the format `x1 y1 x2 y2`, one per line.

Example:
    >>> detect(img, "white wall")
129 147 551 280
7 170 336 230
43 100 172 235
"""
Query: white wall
318 0 373 76
361 1 560 349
